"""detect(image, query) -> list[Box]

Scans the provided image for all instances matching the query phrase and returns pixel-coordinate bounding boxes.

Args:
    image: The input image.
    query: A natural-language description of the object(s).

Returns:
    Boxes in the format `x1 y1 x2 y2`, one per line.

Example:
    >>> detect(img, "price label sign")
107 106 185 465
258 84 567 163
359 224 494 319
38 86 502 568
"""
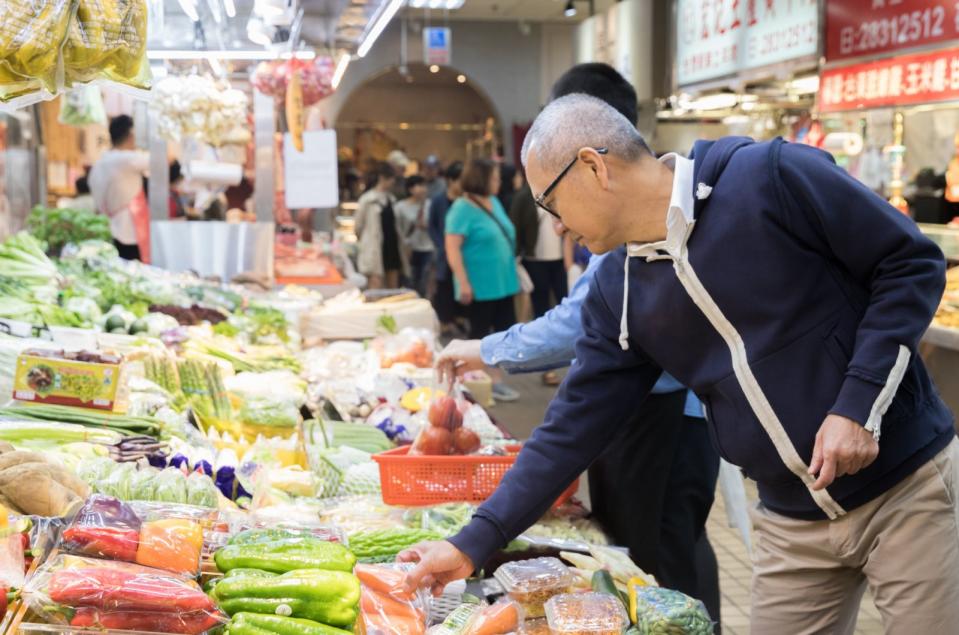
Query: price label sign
826 0 959 62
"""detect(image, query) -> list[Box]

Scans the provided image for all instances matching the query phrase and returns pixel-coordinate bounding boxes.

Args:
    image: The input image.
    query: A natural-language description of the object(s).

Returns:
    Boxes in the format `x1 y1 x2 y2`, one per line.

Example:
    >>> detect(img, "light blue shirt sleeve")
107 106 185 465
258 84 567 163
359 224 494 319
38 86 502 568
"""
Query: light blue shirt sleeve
479 253 705 418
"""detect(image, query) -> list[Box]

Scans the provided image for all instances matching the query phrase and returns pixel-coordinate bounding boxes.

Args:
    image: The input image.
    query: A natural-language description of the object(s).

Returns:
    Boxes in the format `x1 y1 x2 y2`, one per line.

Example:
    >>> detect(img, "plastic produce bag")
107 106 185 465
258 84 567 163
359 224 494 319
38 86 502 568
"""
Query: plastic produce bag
628 585 713 635
356 563 431 635
23 554 226 634
0 0 73 102
58 84 106 125
60 495 208 576
410 384 479 456
63 0 151 89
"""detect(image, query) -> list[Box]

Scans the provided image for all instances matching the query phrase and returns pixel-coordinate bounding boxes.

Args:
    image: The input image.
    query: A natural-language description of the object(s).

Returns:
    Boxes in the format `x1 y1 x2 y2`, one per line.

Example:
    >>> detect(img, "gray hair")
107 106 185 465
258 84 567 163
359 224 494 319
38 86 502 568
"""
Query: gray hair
521 93 649 173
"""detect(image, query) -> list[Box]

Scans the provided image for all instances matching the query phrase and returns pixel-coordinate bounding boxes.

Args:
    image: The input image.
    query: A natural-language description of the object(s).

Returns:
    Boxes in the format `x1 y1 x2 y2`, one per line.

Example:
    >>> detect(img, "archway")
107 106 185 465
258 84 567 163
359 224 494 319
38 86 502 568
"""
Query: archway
333 63 503 171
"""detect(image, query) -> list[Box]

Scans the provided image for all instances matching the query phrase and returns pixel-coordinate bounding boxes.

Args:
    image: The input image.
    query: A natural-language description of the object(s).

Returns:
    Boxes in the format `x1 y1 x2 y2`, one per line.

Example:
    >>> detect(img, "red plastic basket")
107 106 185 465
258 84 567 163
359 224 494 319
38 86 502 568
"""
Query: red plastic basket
373 444 578 507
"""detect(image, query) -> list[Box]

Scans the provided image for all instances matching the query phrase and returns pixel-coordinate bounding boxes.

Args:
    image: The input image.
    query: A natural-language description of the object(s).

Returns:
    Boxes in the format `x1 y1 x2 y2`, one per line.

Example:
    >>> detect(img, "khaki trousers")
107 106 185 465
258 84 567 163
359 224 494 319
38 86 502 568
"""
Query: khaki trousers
750 437 959 635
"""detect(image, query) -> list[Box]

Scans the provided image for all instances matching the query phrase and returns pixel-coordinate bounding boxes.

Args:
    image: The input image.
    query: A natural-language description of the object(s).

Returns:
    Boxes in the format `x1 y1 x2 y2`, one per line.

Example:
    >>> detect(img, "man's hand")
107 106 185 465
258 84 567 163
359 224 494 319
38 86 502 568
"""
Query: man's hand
398 540 474 597
436 339 488 384
808 414 879 490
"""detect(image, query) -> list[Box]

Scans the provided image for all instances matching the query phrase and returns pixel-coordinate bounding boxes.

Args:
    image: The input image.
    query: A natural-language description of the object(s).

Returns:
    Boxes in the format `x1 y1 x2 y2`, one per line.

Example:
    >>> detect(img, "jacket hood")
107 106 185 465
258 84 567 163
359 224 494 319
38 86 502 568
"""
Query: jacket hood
689 136 756 218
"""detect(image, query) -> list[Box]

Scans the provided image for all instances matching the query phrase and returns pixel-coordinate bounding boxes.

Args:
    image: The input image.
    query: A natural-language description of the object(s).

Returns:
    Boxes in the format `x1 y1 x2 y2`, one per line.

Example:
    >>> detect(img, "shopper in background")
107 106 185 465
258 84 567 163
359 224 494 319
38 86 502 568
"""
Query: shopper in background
445 159 521 402
57 175 95 212
88 114 149 260
429 161 466 337
497 164 519 214
387 150 411 200
355 162 407 289
396 175 434 298
168 161 187 219
430 64 719 622
423 155 447 201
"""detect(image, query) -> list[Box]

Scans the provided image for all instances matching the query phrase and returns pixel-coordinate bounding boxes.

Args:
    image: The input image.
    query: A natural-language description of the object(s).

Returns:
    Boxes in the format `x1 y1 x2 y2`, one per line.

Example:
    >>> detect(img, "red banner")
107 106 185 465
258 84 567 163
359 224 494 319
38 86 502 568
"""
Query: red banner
826 0 959 62
819 46 959 112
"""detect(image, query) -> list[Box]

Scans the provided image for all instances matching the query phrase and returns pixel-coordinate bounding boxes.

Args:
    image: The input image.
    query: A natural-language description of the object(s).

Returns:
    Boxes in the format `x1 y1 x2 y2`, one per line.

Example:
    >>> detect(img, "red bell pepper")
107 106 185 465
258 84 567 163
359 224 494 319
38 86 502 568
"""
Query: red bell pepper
62 526 139 562
71 607 222 634
49 567 215 613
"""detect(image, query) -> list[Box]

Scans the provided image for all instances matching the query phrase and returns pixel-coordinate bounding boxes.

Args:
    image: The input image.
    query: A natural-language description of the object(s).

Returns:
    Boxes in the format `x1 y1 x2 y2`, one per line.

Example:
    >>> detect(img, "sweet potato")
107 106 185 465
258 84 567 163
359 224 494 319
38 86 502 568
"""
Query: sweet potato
0 466 81 516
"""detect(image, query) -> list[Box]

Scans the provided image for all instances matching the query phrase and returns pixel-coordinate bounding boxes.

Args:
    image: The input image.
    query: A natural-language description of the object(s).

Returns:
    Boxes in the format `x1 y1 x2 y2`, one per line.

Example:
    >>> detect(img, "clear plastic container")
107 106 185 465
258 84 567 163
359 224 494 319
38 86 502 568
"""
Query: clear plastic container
492 557 573 618
544 593 628 635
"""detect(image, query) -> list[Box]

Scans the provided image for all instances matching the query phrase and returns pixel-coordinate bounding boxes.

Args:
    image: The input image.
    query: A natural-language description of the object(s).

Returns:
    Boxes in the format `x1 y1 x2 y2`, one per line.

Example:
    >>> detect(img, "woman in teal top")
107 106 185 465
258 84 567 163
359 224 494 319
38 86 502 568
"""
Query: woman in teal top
445 159 520 339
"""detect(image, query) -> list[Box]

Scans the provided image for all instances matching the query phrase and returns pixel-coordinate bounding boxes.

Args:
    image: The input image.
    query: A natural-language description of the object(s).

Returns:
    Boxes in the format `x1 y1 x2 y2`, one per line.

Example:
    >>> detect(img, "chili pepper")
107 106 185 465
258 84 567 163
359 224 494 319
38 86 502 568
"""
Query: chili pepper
213 569 359 628
49 567 216 613
70 607 223 635
135 519 203 575
69 608 222 634
226 568 278 578
227 621 276 635
61 526 139 562
347 529 442 561
214 539 356 574
232 612 355 635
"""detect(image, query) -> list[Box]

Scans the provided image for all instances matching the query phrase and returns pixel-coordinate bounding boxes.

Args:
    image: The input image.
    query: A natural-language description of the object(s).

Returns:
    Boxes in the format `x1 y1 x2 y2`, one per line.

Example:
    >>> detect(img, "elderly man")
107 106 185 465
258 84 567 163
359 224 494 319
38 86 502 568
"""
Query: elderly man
401 94 958 634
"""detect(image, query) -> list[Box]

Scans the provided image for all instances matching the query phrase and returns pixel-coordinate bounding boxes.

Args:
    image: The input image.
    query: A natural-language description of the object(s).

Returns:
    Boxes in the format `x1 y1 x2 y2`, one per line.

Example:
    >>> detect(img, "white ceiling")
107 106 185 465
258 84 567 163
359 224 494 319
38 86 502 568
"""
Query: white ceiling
408 0 616 22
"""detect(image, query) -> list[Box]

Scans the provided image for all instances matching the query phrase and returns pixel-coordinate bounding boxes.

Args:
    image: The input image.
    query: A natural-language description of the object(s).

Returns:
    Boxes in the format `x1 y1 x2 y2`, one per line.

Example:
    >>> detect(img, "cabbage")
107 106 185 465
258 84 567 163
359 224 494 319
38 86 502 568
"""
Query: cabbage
239 397 301 428
128 466 159 501
186 471 218 508
153 468 188 504
63 296 101 323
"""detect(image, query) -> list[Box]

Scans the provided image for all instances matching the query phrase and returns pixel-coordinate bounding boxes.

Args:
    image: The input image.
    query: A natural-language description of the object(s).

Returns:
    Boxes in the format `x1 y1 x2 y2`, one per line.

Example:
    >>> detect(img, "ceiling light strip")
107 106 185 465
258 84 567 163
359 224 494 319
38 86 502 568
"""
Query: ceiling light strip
357 0 405 58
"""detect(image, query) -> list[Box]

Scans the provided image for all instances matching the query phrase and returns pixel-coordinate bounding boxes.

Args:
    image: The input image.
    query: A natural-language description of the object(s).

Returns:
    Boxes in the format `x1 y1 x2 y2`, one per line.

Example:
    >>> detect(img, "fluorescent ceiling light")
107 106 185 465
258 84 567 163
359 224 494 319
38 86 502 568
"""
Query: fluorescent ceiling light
177 0 199 21
147 49 316 60
357 0 404 58
789 75 820 94
678 92 738 111
222 0 236 17
332 52 351 89
407 0 465 7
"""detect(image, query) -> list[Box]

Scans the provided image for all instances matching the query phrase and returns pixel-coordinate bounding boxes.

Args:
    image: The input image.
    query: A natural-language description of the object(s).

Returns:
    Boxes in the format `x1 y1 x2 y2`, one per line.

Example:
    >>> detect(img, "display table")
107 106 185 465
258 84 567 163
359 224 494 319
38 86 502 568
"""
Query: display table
150 221 274 281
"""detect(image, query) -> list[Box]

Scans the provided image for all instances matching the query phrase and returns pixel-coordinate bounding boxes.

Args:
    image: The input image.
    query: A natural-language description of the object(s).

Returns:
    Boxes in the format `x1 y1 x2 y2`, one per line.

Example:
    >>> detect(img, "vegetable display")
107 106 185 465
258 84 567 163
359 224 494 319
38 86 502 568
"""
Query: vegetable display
347 528 443 564
0 445 89 516
214 532 356 574
26 206 111 256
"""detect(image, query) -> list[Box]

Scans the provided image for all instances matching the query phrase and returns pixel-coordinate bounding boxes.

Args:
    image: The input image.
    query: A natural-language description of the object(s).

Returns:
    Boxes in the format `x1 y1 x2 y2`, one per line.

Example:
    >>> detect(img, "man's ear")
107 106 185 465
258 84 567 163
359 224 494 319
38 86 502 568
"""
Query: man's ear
579 147 609 190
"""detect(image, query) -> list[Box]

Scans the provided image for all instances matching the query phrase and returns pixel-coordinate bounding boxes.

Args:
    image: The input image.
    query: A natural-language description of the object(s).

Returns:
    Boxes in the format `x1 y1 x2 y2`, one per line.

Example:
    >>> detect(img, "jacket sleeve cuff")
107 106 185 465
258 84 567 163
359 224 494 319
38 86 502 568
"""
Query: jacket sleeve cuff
829 374 883 428
447 515 505 574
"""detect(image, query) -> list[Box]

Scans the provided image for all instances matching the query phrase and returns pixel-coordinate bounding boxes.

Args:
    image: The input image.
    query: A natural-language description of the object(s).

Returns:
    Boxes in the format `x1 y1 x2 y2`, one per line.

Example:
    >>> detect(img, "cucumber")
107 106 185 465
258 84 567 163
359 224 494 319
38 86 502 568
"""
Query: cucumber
591 569 629 613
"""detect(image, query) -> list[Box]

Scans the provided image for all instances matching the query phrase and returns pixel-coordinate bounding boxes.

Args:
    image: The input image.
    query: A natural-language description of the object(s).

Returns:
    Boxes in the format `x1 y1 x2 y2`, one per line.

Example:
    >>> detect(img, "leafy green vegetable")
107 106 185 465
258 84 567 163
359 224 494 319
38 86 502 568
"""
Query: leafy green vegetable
26 206 111 256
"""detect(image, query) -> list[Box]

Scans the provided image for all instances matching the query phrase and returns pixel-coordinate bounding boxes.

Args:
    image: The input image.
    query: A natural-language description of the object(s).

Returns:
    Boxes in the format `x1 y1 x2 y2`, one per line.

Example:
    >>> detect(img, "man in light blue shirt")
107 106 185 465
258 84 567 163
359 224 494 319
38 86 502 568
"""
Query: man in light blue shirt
436 64 720 624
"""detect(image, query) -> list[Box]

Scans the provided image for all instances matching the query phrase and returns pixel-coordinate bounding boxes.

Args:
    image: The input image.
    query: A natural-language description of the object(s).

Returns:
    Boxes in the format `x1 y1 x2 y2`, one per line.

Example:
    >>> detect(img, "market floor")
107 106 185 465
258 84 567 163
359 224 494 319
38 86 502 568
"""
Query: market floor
491 371 886 635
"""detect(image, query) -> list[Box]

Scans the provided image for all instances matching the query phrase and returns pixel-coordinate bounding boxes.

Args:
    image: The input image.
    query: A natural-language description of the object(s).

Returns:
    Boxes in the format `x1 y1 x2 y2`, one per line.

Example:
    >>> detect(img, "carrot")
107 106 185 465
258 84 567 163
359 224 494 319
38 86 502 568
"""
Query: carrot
360 588 424 624
466 601 520 635
362 614 424 635
355 565 410 599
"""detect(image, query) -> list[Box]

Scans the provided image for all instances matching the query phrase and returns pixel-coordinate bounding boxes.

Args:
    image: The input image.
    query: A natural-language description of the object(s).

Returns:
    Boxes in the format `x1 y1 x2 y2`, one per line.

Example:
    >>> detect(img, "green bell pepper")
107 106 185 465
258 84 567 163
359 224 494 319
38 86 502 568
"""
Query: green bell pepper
227 622 275 635
226 568 279 579
232 612 353 635
214 539 356 574
214 569 360 628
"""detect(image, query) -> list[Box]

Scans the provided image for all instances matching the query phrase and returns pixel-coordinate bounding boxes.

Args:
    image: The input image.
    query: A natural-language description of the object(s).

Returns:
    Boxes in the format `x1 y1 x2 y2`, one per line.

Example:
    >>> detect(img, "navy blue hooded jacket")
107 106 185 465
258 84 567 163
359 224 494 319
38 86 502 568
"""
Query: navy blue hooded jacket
449 137 954 569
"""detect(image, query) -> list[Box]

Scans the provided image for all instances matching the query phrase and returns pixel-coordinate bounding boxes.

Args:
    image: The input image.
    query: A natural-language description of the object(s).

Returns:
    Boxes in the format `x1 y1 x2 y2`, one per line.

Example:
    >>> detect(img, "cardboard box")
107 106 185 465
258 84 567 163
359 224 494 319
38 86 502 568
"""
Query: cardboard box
14 350 123 411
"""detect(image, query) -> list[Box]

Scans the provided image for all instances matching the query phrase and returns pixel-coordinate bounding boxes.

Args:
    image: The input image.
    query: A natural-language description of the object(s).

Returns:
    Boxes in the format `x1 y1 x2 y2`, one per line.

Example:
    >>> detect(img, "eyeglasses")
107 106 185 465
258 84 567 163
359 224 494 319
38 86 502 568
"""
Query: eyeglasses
534 147 608 219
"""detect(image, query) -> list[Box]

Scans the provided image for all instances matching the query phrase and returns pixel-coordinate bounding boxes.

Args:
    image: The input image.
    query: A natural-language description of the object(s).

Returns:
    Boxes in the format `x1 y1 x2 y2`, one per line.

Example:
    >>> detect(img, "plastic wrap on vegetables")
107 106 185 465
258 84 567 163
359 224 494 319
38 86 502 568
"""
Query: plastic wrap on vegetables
356 563 431 635
63 0 151 89
60 495 207 576
0 0 73 102
628 585 713 635
24 554 226 634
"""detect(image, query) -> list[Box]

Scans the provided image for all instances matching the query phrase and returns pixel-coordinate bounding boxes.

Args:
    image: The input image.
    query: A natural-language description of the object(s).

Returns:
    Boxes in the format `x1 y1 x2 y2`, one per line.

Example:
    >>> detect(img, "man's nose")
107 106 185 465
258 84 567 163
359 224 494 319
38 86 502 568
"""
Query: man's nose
552 218 567 235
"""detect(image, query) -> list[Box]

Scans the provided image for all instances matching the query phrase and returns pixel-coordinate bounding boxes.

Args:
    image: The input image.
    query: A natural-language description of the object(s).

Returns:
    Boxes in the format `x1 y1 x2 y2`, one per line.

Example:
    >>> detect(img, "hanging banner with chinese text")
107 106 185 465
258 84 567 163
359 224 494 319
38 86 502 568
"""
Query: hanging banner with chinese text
826 0 959 63
819 46 959 112
675 0 819 86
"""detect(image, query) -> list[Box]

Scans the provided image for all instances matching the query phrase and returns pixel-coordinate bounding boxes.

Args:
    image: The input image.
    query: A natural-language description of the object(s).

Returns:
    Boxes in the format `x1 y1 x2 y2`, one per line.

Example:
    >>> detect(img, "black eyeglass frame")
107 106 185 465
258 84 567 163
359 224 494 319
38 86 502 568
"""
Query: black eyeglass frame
533 146 609 219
